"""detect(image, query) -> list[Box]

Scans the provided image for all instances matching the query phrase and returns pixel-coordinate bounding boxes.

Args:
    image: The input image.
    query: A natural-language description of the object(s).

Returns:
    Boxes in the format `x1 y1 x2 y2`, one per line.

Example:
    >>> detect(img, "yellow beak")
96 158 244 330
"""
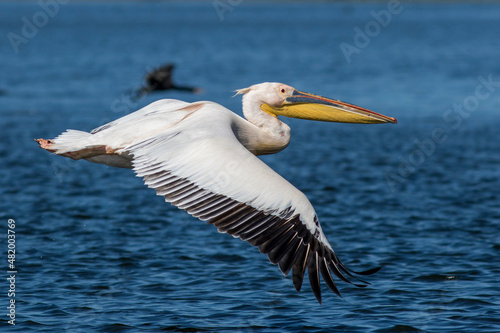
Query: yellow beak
261 90 397 124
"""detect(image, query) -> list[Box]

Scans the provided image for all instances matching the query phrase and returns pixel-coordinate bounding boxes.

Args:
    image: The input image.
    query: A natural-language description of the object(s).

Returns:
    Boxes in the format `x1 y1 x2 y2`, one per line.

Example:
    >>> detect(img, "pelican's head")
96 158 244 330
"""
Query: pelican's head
236 82 397 124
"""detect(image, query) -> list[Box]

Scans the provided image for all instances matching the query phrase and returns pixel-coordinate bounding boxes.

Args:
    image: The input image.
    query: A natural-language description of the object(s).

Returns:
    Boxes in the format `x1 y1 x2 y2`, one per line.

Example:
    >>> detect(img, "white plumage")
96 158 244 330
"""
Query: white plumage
36 82 396 303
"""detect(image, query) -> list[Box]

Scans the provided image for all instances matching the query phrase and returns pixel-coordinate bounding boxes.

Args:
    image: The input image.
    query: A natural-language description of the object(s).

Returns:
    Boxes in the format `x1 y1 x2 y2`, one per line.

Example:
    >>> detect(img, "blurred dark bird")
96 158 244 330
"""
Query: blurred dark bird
131 63 201 101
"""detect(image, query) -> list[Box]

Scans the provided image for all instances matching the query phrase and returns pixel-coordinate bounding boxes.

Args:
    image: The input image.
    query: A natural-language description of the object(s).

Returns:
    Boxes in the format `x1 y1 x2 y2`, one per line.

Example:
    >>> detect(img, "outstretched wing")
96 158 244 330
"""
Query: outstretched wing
127 109 378 303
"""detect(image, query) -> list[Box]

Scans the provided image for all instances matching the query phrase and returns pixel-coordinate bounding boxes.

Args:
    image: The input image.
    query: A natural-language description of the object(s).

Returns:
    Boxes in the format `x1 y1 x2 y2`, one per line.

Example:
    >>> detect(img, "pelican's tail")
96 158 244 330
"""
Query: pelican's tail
35 130 103 160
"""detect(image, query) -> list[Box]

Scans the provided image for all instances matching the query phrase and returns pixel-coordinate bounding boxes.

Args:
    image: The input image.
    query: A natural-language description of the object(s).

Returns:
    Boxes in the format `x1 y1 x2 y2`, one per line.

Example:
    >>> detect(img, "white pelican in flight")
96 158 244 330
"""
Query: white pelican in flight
36 82 396 303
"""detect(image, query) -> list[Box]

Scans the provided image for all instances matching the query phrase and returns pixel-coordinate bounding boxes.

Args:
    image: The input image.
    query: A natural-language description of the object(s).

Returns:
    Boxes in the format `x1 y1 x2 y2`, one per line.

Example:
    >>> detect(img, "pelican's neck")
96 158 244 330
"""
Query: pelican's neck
242 93 289 133
239 93 291 155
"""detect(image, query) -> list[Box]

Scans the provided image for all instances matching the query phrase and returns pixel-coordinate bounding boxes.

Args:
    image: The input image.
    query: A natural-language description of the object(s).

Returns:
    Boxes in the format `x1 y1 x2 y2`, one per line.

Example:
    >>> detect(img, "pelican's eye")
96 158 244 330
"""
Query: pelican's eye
279 87 288 95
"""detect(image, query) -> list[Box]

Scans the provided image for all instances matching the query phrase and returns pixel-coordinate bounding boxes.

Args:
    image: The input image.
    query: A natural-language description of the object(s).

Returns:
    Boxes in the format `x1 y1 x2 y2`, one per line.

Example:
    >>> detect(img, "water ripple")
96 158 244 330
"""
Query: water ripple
2 2 500 333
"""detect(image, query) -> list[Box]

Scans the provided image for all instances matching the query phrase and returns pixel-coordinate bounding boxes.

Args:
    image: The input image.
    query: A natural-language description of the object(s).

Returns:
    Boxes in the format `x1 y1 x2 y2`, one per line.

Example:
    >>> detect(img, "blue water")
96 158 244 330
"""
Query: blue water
1 1 500 332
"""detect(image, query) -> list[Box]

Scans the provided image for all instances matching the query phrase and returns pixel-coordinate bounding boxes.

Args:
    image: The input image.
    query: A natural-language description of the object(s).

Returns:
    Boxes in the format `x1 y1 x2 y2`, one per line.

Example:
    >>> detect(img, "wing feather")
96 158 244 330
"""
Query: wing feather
308 251 322 304
292 243 310 293
320 257 341 297
224 210 267 234
278 238 303 275
268 232 298 264
259 225 296 256
215 207 258 229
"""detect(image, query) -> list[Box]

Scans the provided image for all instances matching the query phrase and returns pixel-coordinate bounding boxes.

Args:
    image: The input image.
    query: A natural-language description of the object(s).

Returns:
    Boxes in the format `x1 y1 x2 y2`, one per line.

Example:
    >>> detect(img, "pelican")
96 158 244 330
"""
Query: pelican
36 82 396 303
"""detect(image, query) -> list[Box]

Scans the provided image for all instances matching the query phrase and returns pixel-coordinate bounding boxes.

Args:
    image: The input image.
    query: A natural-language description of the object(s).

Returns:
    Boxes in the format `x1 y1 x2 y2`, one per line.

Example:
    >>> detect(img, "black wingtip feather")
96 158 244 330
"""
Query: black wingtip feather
291 243 309 293
267 232 298 265
307 252 322 304
292 265 303 293
277 238 303 276
259 225 295 255
319 258 342 298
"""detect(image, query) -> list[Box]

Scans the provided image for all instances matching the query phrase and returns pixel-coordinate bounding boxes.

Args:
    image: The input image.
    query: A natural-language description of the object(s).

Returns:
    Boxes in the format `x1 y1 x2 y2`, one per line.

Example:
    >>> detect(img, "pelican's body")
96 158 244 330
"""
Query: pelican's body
37 82 396 303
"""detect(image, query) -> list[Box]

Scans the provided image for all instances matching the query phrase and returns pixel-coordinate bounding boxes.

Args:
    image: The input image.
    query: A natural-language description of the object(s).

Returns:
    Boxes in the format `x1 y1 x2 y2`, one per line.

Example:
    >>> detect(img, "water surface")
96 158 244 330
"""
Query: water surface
1 2 499 332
